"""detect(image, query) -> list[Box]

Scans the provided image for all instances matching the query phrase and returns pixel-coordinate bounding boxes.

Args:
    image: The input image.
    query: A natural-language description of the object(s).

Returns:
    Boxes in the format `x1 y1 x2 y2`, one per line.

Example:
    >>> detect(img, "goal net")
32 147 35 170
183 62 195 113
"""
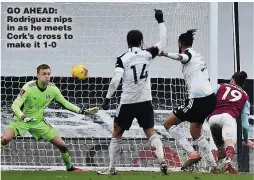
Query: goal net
0 2 236 172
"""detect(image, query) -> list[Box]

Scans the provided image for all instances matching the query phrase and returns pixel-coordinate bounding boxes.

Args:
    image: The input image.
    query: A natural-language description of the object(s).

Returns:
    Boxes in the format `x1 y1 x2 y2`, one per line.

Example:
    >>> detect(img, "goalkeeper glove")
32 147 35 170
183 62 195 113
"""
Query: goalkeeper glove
154 9 164 23
21 115 37 122
80 107 99 115
102 98 110 110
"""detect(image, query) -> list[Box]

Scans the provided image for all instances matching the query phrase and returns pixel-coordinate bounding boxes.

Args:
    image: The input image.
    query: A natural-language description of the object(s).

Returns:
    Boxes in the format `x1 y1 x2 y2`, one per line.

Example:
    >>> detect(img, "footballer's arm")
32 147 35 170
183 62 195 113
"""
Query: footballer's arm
146 10 167 59
102 59 124 110
213 84 221 94
160 51 191 64
106 61 124 99
241 101 250 143
54 88 98 115
11 87 29 120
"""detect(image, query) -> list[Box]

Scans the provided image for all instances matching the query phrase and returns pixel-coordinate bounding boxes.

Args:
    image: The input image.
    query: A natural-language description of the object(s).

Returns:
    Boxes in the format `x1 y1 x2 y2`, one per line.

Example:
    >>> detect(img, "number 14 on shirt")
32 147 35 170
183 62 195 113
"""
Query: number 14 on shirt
131 64 148 84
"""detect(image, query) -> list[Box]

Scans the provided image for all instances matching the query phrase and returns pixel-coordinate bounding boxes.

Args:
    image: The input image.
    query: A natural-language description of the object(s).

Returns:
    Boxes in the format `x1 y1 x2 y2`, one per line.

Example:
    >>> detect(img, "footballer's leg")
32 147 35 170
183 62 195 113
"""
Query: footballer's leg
143 127 168 175
98 104 133 175
138 101 167 175
164 101 200 169
189 94 220 173
190 123 220 173
1 128 15 149
209 115 225 164
209 131 219 165
221 114 238 174
98 122 124 175
50 136 84 172
2 121 29 149
35 121 84 172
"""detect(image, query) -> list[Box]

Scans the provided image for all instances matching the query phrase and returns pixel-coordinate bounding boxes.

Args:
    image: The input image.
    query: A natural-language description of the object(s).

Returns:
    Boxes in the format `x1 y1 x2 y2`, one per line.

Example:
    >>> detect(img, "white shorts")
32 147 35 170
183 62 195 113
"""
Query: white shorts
209 113 237 145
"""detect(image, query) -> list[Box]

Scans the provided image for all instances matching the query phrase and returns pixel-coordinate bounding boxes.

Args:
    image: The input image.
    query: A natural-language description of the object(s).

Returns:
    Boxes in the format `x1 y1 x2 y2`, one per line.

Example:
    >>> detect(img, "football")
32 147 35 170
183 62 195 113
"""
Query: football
71 64 88 80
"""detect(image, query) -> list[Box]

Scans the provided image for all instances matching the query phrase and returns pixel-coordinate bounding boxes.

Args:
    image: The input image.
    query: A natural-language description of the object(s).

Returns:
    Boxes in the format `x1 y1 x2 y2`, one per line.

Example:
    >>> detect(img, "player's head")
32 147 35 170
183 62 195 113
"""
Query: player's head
178 29 197 53
127 30 144 49
37 64 51 85
231 71 248 87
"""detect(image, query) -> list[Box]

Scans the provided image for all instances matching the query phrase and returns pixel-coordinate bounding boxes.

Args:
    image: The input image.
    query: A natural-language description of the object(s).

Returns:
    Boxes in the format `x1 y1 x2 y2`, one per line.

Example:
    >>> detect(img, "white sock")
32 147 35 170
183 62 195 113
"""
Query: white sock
149 135 165 163
168 125 195 156
108 138 121 171
194 136 217 167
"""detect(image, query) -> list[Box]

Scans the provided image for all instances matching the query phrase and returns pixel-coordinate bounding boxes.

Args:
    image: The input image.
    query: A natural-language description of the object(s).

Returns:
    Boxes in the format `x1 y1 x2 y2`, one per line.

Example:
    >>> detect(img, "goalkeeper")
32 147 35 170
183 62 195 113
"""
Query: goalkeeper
1 64 98 172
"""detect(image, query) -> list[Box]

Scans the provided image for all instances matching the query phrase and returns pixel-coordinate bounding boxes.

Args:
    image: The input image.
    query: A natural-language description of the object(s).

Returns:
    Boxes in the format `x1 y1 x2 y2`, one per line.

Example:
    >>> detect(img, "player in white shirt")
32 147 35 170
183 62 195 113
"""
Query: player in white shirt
98 9 168 175
160 29 220 172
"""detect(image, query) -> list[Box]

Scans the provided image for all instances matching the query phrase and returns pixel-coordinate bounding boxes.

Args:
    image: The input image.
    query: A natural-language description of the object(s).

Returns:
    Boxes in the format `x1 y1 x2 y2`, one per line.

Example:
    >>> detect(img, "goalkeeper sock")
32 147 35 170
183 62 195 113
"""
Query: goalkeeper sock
61 151 72 169
149 135 165 163
108 138 121 171
168 125 195 156
194 136 217 167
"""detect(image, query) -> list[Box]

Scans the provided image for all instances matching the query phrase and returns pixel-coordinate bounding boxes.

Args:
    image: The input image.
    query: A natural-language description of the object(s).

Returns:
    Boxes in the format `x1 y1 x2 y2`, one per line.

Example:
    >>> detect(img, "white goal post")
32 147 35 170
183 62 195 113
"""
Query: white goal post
1 2 220 172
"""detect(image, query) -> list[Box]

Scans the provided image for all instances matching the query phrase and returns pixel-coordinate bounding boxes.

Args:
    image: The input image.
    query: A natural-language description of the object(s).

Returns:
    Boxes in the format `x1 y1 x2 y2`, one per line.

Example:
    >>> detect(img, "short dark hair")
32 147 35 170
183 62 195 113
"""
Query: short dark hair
37 64 51 74
127 30 143 48
178 29 197 47
232 71 247 87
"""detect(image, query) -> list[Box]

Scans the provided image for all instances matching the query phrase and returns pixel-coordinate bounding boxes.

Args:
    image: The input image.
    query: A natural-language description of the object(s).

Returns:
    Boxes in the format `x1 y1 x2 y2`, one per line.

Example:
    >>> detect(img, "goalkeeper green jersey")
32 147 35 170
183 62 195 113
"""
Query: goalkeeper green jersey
12 80 81 123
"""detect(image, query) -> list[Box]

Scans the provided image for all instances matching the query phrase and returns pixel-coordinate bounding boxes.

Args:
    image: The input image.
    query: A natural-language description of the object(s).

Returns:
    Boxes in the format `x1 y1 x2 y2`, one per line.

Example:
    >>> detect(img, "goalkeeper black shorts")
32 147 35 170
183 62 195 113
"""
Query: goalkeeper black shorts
173 93 216 124
114 101 154 130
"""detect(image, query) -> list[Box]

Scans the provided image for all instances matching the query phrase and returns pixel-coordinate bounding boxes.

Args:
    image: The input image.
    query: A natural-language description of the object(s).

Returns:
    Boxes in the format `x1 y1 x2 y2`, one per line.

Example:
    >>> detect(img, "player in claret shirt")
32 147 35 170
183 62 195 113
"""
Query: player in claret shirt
1 64 99 172
208 71 254 173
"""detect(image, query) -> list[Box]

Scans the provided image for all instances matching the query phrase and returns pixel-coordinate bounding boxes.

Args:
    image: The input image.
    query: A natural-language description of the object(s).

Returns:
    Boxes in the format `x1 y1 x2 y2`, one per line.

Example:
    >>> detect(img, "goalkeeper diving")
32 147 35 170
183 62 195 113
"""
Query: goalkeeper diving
1 64 99 172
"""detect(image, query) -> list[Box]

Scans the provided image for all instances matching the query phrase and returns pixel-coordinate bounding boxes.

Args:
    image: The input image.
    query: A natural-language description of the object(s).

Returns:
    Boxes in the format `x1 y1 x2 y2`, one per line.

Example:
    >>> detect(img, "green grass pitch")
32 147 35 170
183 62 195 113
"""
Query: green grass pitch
1 171 253 180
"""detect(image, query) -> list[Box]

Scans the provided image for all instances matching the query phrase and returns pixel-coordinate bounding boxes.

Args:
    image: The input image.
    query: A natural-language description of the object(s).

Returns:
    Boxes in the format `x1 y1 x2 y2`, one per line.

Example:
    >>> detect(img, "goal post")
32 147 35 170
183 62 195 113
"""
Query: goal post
209 2 218 87
1 2 224 172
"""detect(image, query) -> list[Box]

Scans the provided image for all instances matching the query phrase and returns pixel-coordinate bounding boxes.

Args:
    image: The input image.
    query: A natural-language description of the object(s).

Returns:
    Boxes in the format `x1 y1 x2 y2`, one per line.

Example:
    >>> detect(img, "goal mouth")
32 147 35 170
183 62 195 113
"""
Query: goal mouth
1 109 225 172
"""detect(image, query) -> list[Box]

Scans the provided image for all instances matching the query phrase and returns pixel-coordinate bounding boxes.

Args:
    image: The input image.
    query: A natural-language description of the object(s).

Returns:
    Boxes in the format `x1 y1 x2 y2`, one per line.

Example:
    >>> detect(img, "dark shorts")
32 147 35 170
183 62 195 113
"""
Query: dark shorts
114 101 154 130
173 93 217 124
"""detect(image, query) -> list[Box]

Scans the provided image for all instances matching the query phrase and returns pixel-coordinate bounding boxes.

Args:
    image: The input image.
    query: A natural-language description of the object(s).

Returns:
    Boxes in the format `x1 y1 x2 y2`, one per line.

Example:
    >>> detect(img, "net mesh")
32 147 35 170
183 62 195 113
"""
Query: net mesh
0 2 224 172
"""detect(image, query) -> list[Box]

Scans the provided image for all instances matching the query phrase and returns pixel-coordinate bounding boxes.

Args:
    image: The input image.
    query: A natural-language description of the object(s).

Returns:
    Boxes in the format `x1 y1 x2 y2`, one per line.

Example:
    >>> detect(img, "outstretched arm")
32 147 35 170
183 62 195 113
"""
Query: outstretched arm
55 89 81 113
55 88 98 115
160 51 191 64
146 9 167 58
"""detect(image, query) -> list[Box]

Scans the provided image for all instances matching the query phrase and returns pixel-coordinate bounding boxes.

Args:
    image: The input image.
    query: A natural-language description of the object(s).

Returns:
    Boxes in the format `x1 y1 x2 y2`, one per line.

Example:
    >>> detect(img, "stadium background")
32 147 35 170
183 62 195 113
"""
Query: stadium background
1 2 254 172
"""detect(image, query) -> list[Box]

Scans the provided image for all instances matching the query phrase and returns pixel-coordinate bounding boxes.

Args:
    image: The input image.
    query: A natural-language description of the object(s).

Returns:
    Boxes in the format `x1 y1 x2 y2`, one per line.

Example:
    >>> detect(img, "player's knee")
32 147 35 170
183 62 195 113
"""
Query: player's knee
163 120 169 129
112 123 124 138
57 144 69 153
224 139 236 147
164 119 175 130
190 124 202 140
1 136 11 145
112 130 122 138
164 113 179 130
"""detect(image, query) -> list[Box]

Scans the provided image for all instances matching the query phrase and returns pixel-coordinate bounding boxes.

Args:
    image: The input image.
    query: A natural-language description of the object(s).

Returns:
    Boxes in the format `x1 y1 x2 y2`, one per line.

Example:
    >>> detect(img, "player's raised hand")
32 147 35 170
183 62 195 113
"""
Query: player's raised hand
154 9 164 23
21 115 37 122
246 139 254 149
102 98 110 110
